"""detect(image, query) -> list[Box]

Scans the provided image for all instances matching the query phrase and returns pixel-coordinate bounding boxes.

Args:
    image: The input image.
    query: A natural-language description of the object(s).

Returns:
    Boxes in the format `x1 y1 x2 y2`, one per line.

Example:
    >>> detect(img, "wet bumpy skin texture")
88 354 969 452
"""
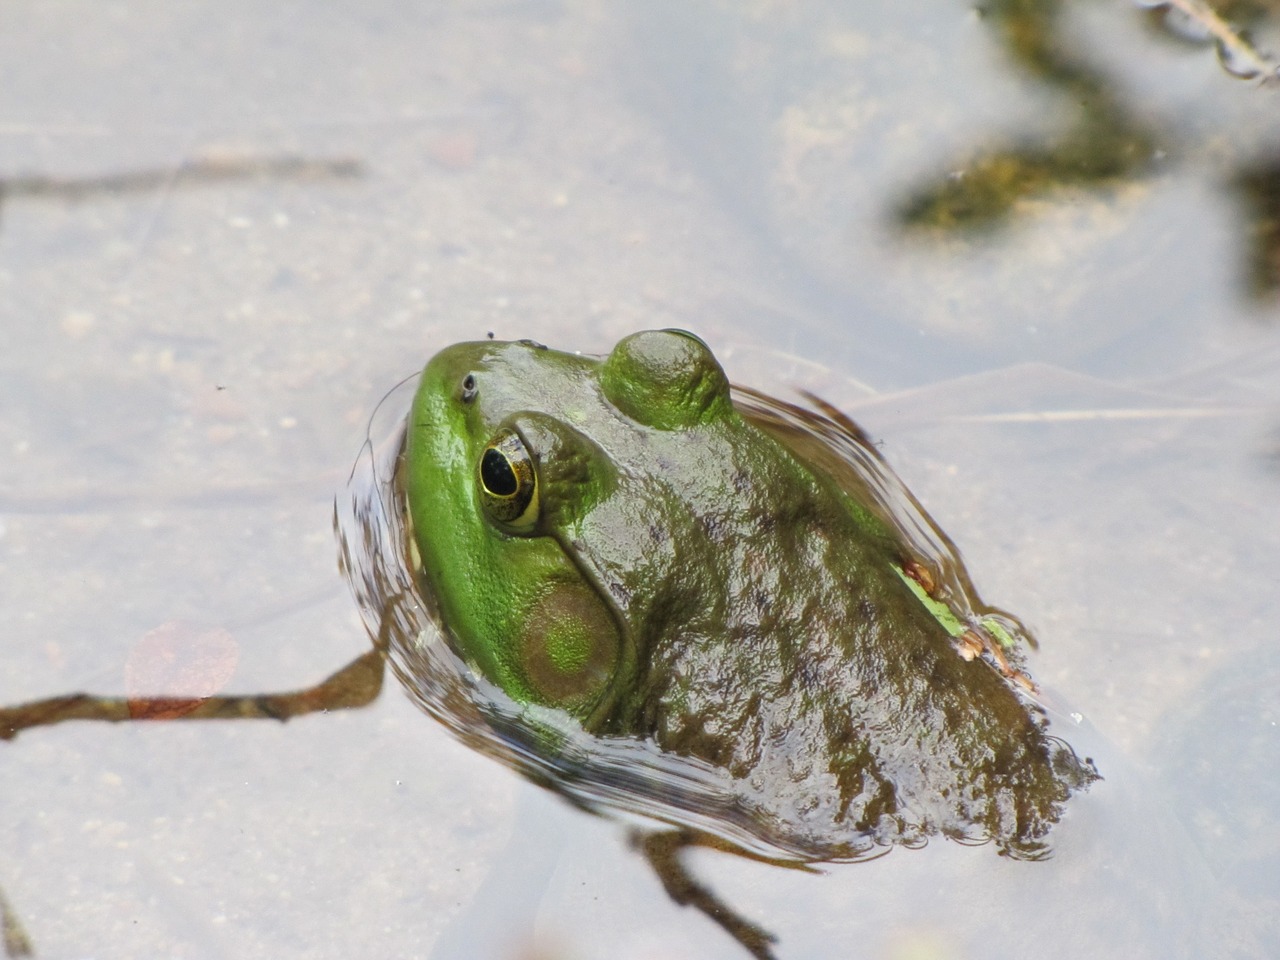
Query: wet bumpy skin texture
404 330 1095 857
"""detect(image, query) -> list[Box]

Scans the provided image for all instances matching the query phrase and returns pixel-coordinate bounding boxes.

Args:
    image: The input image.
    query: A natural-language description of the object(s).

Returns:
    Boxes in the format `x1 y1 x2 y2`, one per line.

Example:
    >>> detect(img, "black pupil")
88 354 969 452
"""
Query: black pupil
481 448 518 496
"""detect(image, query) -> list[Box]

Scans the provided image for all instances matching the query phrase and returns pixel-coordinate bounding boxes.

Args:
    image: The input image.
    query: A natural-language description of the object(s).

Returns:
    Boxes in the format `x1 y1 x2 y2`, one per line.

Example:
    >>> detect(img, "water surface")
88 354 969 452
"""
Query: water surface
2 2 1278 958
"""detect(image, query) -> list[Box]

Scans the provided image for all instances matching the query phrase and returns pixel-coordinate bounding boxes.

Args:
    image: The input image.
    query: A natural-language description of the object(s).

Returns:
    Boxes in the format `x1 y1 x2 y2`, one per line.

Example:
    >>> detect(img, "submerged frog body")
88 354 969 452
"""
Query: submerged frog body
404 329 1095 857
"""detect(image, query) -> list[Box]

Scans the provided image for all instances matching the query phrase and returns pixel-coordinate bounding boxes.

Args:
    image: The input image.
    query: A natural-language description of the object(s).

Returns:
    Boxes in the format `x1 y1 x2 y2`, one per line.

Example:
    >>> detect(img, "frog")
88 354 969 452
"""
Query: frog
403 328 1097 861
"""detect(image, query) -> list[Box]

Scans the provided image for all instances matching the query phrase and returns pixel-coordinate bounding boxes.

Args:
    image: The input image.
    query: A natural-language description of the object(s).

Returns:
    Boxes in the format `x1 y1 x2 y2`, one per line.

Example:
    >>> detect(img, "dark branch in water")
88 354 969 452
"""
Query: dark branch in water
0 647 385 741
634 829 782 960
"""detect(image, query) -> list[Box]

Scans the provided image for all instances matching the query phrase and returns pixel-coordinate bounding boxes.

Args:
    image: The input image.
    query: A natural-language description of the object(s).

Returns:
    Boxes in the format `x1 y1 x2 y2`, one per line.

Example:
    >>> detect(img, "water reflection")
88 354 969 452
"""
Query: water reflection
0 154 363 226
896 0 1280 303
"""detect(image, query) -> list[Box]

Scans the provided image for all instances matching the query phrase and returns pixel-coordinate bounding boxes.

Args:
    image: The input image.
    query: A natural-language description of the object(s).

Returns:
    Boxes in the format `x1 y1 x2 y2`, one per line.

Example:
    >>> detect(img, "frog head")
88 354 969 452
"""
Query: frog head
403 329 733 724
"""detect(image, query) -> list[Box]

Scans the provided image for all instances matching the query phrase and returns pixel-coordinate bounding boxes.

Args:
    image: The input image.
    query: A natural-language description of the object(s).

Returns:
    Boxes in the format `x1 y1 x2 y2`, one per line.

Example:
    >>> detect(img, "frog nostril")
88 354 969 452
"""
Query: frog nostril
460 374 478 403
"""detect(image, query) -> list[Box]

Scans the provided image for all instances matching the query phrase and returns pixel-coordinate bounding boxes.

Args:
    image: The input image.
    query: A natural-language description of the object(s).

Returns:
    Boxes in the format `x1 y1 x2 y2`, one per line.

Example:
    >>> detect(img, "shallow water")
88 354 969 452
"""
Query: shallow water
2 1 1278 958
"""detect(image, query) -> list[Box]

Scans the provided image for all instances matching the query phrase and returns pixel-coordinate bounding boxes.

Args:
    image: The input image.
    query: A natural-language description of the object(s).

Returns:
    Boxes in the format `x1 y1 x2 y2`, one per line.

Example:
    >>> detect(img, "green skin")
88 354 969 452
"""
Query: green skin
404 330 1091 854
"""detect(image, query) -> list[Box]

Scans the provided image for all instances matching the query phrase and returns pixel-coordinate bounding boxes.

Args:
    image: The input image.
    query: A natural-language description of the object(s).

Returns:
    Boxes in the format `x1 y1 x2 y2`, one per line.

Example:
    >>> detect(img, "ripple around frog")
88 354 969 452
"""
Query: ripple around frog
337 374 1096 866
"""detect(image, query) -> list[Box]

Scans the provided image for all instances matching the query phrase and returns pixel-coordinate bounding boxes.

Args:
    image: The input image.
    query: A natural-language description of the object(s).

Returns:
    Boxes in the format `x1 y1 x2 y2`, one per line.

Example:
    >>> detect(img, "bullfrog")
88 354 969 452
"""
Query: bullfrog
403 329 1096 859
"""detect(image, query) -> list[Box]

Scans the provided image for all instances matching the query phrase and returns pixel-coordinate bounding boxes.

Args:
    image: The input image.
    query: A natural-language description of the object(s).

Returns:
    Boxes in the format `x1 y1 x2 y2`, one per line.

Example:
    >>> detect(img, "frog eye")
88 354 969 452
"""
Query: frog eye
477 429 539 532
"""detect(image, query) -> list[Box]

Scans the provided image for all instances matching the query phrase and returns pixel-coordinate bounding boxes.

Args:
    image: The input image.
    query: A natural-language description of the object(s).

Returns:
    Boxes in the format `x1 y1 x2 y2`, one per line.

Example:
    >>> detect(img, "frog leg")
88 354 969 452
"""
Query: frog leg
0 645 385 742
632 828 782 960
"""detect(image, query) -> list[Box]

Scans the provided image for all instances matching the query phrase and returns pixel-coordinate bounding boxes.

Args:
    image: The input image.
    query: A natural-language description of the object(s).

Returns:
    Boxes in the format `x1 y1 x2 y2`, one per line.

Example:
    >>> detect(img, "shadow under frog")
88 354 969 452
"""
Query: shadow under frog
0 330 1097 960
